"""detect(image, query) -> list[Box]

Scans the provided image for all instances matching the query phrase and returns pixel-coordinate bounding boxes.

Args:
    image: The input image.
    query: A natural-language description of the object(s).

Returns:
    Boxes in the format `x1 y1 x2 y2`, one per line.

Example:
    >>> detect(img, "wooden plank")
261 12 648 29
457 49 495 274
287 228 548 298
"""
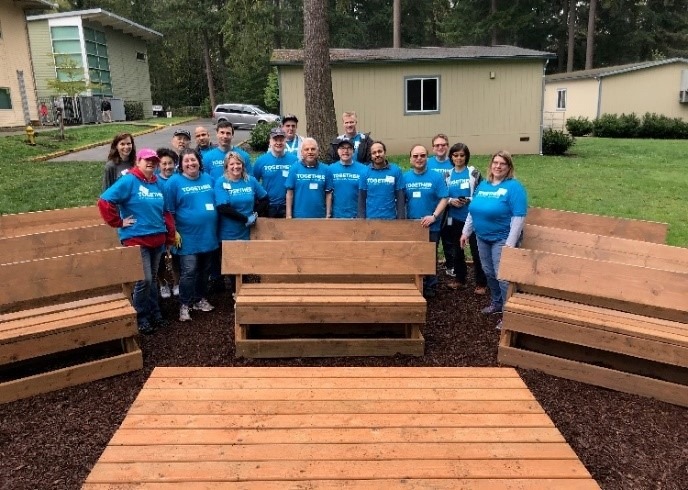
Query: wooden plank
0 205 101 237
498 345 688 407
239 283 420 294
527 207 668 243
222 241 436 276
0 346 142 404
498 248 688 314
235 337 425 358
236 304 426 325
251 218 429 242
259 274 417 284
0 224 120 264
0 247 143 306
522 224 688 272
0 293 126 322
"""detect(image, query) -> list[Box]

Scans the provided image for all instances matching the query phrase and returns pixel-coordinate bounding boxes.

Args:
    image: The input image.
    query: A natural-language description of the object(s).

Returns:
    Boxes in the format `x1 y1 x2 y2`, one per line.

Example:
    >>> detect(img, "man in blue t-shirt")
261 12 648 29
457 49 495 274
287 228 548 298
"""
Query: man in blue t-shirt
427 133 455 277
281 114 303 156
358 141 405 219
329 137 367 218
253 127 297 217
404 144 449 298
285 137 333 218
202 121 252 180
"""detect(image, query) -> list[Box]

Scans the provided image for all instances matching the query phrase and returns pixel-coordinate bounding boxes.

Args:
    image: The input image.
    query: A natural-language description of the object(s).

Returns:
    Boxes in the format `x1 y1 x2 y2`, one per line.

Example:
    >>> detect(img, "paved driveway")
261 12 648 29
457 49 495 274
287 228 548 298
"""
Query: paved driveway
50 118 251 162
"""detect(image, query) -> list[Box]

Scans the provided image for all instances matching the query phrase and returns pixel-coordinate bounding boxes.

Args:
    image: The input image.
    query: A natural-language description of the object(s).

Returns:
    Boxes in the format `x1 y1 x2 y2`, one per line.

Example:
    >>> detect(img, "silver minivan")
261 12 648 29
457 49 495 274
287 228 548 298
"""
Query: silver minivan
212 103 280 129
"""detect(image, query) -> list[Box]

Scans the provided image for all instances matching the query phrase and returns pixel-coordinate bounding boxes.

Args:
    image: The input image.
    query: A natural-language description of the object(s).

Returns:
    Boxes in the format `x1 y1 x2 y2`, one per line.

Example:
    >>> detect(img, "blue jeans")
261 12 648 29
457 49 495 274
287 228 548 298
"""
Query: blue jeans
425 231 440 292
476 237 509 309
132 245 164 326
179 251 214 306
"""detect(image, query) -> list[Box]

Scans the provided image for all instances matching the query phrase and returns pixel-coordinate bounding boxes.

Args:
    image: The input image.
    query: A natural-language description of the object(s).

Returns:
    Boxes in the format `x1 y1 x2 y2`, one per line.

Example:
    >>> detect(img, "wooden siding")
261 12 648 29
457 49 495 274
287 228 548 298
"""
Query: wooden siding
26 19 54 100
278 59 545 155
0 4 39 126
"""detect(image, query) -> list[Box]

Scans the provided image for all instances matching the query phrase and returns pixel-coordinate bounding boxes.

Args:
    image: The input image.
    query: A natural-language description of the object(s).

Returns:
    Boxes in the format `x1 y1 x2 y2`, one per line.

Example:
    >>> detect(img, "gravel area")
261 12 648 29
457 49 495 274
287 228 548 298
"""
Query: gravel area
1 270 686 489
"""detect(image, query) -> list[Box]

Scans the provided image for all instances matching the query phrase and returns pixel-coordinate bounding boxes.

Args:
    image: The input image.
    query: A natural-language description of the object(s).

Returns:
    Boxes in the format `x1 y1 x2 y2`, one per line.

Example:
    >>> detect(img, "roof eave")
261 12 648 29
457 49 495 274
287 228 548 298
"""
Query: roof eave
272 54 555 66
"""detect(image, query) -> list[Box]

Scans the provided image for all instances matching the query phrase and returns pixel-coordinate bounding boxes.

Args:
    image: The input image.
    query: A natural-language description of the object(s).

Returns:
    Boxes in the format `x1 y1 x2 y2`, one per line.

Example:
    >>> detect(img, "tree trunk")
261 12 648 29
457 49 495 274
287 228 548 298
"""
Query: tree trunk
303 0 338 159
585 0 597 70
393 0 401 48
201 31 216 115
567 0 576 72
491 0 498 45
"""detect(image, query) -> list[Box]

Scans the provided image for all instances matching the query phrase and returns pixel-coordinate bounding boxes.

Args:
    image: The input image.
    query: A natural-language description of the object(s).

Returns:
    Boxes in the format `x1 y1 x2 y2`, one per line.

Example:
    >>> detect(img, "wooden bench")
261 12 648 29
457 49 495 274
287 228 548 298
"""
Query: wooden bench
222 239 436 358
84 366 600 489
497 247 688 407
0 247 144 404
527 207 669 243
0 205 102 238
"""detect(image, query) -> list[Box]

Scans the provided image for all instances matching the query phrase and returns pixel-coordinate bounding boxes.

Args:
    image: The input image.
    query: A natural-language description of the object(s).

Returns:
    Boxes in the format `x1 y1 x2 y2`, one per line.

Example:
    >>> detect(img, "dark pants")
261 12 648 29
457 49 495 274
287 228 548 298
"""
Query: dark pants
425 231 440 293
444 217 487 287
268 204 286 218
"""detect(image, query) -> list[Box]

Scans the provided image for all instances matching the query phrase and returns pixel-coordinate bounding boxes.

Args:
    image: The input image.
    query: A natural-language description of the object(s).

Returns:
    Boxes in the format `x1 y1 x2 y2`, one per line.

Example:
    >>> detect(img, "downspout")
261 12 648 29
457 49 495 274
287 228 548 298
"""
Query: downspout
539 59 549 155
595 76 602 118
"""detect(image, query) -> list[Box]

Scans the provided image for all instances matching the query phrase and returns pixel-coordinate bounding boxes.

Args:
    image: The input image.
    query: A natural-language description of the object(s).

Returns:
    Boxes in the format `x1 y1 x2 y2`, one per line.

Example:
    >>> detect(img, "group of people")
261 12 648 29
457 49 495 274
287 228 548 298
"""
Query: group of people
97 111 527 334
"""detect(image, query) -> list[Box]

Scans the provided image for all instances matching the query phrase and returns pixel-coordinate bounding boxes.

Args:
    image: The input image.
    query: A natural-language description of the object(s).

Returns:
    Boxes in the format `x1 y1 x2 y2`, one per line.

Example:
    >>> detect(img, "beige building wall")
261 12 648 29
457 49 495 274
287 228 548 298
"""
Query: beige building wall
278 59 545 156
601 64 688 119
0 3 39 126
26 18 53 99
544 78 599 123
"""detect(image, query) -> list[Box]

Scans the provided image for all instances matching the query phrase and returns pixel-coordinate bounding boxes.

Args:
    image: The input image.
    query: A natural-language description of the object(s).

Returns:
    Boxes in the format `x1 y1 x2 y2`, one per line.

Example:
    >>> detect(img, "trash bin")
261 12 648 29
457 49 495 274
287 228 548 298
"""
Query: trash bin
166 111 172 118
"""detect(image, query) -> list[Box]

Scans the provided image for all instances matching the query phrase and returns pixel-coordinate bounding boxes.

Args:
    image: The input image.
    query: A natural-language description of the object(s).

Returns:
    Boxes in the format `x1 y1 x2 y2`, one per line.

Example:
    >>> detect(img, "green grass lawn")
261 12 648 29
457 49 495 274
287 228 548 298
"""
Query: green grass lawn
1 134 686 246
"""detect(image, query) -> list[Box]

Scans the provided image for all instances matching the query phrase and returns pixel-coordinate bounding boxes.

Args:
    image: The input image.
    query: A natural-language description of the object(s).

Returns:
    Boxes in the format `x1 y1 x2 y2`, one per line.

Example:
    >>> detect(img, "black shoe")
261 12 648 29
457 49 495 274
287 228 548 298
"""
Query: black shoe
138 321 156 335
423 289 437 299
152 317 170 329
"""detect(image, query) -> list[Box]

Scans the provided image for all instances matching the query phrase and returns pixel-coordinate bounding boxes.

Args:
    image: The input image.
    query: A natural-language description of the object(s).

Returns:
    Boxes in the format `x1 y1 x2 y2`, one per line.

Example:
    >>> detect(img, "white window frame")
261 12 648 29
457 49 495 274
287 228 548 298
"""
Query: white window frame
404 76 440 115
556 88 567 110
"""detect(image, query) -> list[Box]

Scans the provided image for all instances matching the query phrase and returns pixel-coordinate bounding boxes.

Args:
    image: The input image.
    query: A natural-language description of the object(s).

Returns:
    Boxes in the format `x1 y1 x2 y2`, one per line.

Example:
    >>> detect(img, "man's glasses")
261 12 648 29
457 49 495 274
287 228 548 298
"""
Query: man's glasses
433 143 448 148
411 154 427 159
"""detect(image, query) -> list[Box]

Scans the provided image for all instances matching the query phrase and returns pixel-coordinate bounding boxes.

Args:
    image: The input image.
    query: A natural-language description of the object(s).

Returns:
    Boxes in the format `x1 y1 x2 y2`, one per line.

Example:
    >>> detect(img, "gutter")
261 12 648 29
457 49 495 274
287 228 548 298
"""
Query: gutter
539 59 549 155
595 76 602 118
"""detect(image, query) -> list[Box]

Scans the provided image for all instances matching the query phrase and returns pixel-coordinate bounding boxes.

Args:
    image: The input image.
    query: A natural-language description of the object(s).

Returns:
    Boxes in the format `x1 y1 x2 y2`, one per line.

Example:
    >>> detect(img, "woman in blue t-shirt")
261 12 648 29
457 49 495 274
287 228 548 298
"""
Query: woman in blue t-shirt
165 148 218 323
460 150 528 327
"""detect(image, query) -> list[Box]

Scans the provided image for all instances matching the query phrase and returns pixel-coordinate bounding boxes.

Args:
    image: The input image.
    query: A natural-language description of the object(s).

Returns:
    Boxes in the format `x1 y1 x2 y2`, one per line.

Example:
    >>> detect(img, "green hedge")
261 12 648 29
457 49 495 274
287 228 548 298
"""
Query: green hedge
124 101 144 121
247 121 280 152
565 116 593 137
542 128 575 155
590 112 688 139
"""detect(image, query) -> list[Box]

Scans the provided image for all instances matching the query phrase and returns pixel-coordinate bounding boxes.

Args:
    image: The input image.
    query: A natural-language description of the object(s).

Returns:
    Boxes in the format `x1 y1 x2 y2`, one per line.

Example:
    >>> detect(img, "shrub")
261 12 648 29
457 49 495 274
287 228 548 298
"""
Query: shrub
246 120 280 152
542 128 575 155
123 101 144 121
565 116 593 136
593 113 640 138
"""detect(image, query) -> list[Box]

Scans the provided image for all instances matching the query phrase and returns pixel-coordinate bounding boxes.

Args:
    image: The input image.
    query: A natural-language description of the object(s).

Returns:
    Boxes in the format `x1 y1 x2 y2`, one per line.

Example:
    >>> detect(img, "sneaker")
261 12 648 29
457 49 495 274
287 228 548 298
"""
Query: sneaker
445 269 455 277
481 304 502 315
423 289 437 299
160 281 171 299
172 285 180 296
193 298 215 312
152 317 169 329
138 321 156 335
474 286 488 296
496 319 503 331
179 305 192 322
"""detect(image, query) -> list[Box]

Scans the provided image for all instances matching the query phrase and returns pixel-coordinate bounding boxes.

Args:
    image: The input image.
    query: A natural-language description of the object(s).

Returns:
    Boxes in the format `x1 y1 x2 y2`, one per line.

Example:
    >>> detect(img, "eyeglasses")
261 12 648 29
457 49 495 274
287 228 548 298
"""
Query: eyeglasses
411 154 427 159
451 153 465 158
491 161 510 167
433 143 448 147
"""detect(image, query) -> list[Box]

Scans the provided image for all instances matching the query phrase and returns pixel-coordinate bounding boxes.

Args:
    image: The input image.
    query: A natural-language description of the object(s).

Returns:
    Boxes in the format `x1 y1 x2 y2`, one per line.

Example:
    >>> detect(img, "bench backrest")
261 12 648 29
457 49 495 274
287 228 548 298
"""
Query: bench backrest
527 207 668 244
0 224 120 264
0 246 142 307
223 240 436 276
0 206 102 238
522 224 688 272
499 247 688 322
251 218 429 241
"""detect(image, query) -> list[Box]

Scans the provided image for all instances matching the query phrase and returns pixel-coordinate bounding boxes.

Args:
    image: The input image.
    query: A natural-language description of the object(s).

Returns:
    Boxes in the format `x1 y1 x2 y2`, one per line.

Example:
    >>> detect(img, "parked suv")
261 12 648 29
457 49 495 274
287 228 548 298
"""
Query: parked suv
212 103 280 129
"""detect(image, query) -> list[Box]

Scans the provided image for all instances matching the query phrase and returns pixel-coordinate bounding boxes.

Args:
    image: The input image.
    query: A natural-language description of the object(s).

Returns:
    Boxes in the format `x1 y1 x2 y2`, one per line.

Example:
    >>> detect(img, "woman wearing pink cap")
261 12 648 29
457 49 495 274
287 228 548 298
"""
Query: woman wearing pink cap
98 148 176 335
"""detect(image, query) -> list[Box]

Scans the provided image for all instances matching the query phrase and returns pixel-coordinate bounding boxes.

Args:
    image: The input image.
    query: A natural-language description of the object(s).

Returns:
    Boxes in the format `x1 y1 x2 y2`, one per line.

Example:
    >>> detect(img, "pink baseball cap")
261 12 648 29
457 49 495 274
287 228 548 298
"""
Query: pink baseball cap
136 148 160 162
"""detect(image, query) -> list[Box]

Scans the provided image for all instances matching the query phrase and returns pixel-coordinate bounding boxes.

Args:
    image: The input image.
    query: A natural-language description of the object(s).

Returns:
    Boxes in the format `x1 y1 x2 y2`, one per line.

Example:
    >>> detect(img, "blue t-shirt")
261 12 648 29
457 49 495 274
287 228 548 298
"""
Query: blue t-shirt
403 169 449 232
468 178 528 242
214 176 267 241
202 146 253 181
253 151 297 206
446 166 473 222
329 160 367 218
165 172 218 255
360 163 404 219
285 161 334 218
427 157 453 183
100 173 166 242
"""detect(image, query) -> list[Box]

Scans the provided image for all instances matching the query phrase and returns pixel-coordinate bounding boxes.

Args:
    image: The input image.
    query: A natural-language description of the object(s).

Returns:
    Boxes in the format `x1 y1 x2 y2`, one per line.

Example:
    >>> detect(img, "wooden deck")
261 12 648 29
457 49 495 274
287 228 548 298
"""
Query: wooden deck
83 367 600 489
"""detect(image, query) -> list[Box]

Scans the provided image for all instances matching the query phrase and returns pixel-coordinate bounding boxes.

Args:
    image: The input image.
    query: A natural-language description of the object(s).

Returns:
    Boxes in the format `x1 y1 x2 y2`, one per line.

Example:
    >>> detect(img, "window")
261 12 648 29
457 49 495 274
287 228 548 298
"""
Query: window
0 88 12 109
557 89 567 110
405 76 440 114
83 27 112 96
136 51 147 61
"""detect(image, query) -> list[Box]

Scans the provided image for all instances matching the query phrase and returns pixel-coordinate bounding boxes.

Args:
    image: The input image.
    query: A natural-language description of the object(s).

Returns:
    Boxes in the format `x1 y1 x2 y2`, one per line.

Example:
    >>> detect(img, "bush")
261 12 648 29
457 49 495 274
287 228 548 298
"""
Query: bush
593 113 640 138
542 128 575 155
123 101 144 121
565 116 593 137
246 120 280 152
171 106 203 117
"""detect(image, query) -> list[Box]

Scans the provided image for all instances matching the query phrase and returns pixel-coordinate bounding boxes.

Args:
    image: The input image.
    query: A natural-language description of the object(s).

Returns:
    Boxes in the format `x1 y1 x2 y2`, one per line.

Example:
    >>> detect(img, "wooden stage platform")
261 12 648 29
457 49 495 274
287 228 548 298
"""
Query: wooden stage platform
83 367 599 489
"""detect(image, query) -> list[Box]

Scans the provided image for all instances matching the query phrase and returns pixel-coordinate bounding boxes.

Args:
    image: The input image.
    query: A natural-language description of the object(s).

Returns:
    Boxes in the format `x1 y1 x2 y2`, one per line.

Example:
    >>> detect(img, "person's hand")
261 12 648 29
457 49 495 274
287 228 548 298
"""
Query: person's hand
122 215 136 227
245 212 258 227
174 231 182 248
459 235 469 248
420 215 436 228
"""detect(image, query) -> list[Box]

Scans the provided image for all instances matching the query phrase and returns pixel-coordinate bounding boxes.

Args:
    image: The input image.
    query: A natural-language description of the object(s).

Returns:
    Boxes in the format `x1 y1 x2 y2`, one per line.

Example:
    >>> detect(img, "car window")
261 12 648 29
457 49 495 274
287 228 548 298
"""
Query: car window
230 108 242 114
215 107 229 113
253 107 267 115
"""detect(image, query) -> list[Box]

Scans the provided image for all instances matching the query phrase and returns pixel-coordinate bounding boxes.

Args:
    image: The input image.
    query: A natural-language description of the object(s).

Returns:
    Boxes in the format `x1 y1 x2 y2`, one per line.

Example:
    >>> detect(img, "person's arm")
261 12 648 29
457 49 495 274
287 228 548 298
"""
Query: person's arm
102 163 115 191
285 189 294 218
395 188 406 219
325 191 333 218
357 190 367 219
216 203 249 223
97 198 123 228
459 214 474 248
505 216 526 248
420 197 449 228
255 195 269 217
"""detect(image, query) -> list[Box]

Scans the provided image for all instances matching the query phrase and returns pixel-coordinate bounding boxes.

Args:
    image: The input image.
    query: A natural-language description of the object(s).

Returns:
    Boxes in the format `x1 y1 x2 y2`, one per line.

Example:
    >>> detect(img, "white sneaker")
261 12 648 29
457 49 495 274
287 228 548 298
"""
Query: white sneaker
179 305 191 322
172 285 179 296
160 281 171 299
193 298 214 312
445 269 455 277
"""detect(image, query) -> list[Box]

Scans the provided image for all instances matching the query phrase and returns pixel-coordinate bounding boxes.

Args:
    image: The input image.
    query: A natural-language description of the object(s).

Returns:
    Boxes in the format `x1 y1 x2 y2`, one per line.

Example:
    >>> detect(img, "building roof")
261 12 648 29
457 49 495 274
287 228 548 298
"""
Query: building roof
546 58 688 81
26 8 162 41
271 46 555 65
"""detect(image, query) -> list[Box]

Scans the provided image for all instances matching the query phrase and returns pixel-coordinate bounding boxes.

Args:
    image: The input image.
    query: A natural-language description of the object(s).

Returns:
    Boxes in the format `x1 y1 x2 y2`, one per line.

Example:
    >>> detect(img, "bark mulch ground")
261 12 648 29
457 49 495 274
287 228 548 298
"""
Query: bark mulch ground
1 271 686 489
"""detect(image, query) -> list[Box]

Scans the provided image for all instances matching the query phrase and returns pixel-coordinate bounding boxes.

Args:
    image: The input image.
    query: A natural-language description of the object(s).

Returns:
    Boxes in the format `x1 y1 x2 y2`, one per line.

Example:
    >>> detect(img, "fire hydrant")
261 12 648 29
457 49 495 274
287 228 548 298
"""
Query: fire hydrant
25 125 36 146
